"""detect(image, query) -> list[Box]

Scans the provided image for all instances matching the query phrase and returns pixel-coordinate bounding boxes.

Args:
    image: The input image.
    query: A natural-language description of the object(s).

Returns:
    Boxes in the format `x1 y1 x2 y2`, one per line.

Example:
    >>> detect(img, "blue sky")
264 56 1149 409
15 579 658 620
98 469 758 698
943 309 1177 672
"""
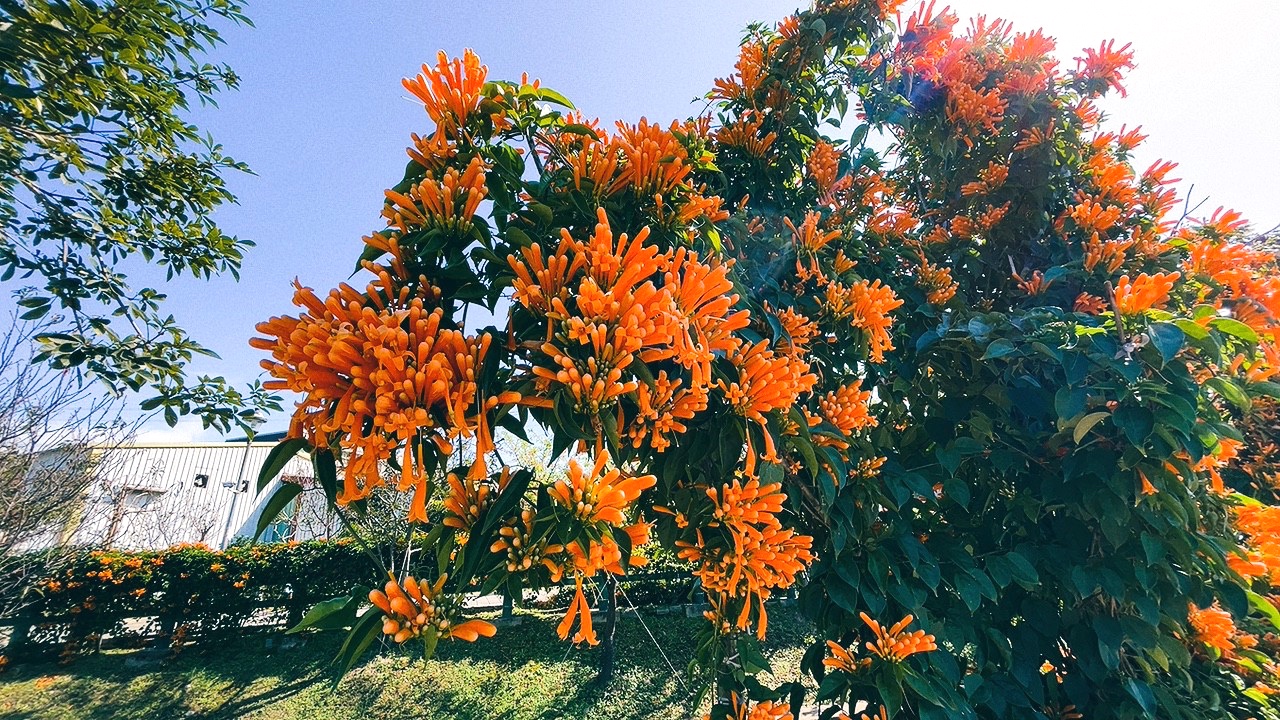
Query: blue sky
73 0 1279 441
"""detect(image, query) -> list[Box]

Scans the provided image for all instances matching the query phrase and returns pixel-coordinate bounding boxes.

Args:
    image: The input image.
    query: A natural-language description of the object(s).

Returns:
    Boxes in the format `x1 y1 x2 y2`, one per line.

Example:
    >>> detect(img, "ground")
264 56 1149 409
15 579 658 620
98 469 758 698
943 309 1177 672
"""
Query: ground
0 606 816 720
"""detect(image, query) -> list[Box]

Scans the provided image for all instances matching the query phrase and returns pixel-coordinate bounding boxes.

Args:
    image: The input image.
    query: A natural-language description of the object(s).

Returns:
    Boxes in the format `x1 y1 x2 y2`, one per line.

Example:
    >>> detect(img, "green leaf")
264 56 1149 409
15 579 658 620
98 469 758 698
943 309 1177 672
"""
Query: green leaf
1123 678 1157 717
980 338 1017 360
333 609 383 682
1113 406 1154 445
1074 411 1110 444
313 449 340 506
1209 317 1259 344
253 482 302 541
257 437 310 492
1205 376 1251 412
1248 590 1280 631
1147 322 1184 364
287 594 358 634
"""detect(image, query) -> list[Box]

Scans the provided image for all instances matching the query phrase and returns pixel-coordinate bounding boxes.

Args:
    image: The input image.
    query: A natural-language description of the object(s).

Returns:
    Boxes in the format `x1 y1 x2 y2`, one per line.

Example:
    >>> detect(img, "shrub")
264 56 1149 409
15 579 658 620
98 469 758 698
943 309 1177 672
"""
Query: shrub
248 2 1280 718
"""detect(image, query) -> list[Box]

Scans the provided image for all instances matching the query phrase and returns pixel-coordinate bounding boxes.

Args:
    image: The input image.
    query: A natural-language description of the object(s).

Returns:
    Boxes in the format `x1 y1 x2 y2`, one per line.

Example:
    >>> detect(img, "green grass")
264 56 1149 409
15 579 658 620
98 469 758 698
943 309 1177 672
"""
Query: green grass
0 606 816 719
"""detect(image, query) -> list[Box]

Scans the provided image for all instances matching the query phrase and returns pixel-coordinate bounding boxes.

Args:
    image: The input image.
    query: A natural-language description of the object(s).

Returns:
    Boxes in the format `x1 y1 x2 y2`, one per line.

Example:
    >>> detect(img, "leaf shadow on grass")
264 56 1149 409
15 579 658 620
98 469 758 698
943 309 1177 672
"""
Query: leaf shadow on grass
0 608 815 720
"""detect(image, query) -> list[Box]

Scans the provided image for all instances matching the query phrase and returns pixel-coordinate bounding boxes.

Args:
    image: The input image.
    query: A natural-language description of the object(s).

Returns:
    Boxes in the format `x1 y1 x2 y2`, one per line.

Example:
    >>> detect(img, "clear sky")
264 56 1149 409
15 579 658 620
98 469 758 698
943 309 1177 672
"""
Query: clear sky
116 0 1279 441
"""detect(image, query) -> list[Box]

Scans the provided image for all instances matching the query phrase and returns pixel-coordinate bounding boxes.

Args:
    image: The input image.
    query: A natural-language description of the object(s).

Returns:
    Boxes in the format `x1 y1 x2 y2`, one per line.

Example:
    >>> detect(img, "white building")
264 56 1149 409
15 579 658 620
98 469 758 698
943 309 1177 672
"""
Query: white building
21 441 324 552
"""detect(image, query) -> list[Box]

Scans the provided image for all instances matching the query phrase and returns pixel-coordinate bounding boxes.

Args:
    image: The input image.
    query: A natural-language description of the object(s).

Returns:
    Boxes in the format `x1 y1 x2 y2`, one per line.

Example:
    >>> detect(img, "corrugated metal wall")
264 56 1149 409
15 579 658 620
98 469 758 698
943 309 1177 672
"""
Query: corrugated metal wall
65 443 316 550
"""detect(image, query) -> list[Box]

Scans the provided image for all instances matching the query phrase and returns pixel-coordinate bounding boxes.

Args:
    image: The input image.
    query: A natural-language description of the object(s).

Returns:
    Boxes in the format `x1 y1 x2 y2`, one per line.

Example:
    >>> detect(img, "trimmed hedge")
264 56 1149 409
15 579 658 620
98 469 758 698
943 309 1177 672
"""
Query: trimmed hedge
11 540 370 660
4 539 697 662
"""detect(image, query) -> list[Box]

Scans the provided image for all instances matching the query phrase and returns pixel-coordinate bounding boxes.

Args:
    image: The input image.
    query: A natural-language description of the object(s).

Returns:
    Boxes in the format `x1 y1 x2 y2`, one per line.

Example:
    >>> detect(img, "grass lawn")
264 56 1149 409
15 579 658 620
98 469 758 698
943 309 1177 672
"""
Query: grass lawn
0 606 816 719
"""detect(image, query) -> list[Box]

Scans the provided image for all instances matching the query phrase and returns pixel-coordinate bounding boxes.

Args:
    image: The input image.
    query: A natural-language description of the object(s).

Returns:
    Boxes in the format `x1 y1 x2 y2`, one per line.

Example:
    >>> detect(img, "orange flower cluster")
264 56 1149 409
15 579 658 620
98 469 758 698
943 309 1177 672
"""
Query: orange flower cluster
717 112 778 158
824 639 871 674
550 452 656 526
443 468 511 535
917 258 957 305
491 508 564 574
1231 502 1280 581
720 340 818 474
859 612 938 662
807 141 843 195
510 208 754 452
823 279 904 363
1113 272 1180 315
252 252 511 519
384 155 488 235
679 479 814 638
706 693 793 720
809 382 876 450
403 49 488 137
369 574 496 644
1188 602 1237 655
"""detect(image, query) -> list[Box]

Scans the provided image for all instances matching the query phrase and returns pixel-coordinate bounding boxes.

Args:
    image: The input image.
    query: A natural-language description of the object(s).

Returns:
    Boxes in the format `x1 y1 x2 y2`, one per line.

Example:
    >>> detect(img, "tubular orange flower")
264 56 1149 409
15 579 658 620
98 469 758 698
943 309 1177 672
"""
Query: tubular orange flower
917 259 957 305
822 279 904 363
384 156 488 235
1188 602 1236 655
549 452 656 526
719 340 817 473
403 49 488 136
811 381 876 449
613 119 692 198
706 693 793 720
1074 39 1135 97
1082 234 1131 274
824 639 871 673
368 574 495 644
860 612 938 662
787 211 842 276
1113 271 1180 314
491 508 564 575
717 111 778 158
557 576 599 646
807 141 842 194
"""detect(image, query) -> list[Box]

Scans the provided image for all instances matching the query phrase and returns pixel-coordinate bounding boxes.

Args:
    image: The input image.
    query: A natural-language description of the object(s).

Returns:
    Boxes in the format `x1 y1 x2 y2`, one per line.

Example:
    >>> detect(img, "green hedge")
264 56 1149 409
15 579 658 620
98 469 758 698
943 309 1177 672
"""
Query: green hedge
4 539 699 662
11 540 370 660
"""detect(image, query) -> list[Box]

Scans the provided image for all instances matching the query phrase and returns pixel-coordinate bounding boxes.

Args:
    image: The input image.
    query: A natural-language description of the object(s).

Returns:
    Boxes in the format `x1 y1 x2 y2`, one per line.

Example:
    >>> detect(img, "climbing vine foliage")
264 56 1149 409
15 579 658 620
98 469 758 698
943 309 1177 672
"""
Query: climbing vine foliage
252 1 1280 718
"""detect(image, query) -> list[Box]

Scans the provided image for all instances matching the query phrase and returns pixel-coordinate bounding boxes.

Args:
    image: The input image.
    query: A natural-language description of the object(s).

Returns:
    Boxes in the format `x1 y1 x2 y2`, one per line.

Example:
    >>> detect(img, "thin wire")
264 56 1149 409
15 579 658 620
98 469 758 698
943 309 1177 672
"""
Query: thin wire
617 582 689 692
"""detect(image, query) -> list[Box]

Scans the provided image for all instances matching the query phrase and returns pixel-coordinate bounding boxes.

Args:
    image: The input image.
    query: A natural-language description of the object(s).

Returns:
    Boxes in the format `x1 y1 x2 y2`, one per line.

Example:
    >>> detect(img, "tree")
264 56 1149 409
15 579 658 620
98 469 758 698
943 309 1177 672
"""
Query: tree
0 316 133 616
0 0 277 433
252 3 1280 719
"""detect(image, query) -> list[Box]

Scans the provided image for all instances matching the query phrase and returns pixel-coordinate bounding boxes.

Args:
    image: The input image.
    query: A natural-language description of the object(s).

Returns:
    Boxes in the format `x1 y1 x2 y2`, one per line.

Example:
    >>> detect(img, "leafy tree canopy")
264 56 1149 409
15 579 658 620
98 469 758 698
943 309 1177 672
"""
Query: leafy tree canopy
251 2 1280 719
0 0 277 432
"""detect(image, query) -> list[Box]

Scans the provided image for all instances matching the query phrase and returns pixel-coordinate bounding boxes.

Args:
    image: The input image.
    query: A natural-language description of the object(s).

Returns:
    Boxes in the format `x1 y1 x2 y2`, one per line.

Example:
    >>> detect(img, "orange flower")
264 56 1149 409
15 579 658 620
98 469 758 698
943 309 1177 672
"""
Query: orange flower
810 382 876 449
550 452 656 526
368 574 496 644
402 49 488 137
822 279 904 363
712 42 766 102
824 639 871 674
1113 272 1180 315
1074 40 1135 97
717 111 778 158
719 340 817 474
707 693 793 720
629 371 708 453
681 479 814 638
557 576 599 646
613 119 692 198
787 211 842 275
384 156 488 235
918 259 957 305
491 508 564 574
807 141 843 194
1187 602 1236 655
860 612 938 662
1068 199 1123 236
1082 235 1131 274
